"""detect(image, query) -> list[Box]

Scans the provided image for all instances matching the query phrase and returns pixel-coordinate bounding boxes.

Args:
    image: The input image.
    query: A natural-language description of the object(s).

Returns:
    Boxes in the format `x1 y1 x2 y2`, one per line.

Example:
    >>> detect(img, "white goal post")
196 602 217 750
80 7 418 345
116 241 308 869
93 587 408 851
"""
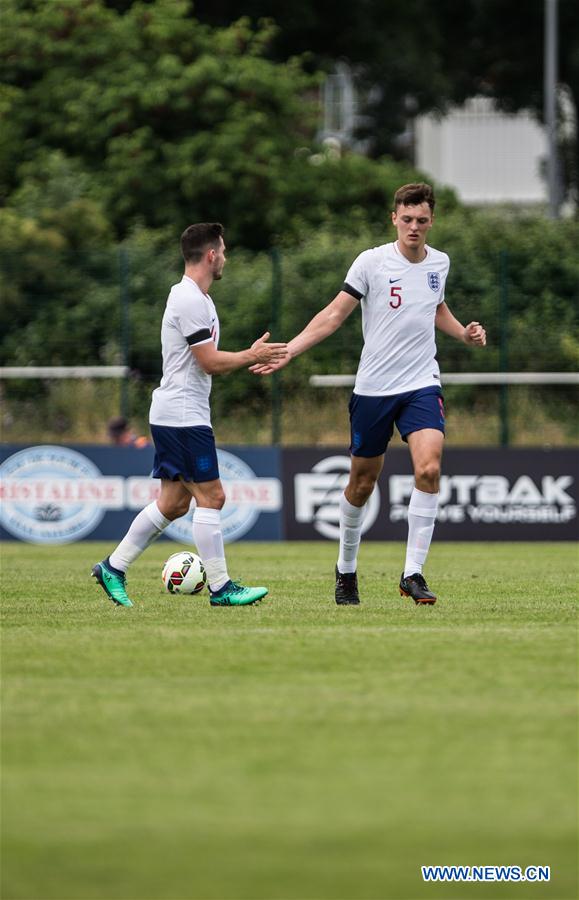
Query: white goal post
0 366 129 379
310 372 579 387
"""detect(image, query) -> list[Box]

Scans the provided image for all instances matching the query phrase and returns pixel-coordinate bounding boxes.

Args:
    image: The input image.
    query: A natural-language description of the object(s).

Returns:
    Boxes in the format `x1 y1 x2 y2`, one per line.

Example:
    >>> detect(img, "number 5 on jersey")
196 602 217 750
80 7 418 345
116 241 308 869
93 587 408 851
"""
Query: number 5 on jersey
390 285 402 309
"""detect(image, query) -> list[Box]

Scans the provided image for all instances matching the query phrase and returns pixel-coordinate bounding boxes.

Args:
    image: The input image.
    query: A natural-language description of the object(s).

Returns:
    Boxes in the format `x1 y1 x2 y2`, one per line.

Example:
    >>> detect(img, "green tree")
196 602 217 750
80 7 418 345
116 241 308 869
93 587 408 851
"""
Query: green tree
0 0 318 247
190 0 579 198
1 0 450 249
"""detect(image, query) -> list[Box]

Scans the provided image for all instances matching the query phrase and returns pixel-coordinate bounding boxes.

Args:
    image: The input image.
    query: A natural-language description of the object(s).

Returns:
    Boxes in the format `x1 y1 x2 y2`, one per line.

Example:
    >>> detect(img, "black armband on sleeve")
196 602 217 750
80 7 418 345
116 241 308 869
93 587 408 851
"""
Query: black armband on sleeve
342 282 363 301
186 328 212 345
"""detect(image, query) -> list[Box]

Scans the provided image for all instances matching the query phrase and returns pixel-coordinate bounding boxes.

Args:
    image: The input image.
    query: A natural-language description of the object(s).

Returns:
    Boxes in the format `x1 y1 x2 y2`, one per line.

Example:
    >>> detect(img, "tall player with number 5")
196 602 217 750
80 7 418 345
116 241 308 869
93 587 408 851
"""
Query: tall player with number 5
251 183 486 606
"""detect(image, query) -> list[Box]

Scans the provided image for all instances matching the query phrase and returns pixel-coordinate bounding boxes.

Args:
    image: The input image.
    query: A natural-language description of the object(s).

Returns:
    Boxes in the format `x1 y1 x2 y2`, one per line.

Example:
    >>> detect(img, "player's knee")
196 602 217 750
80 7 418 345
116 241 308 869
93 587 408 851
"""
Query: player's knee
206 487 226 509
194 483 226 510
161 496 191 520
349 473 377 504
175 497 193 518
415 462 440 491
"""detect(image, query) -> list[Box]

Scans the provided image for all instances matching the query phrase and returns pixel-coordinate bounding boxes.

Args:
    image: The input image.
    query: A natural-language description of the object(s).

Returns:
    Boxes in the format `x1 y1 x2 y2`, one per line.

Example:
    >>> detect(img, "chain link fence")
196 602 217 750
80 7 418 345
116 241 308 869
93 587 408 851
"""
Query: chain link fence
1 234 578 446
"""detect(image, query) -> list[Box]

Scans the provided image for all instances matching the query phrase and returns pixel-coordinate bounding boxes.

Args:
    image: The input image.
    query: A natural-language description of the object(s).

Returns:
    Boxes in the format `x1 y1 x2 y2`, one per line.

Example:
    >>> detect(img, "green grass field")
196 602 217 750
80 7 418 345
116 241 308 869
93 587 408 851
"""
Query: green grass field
1 541 577 900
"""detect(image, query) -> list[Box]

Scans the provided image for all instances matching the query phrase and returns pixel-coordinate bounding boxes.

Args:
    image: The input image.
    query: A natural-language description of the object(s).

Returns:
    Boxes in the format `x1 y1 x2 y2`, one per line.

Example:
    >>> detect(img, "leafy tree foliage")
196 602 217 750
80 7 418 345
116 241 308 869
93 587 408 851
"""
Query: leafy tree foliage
0 0 314 246
191 0 579 195
0 0 447 249
1 0 577 440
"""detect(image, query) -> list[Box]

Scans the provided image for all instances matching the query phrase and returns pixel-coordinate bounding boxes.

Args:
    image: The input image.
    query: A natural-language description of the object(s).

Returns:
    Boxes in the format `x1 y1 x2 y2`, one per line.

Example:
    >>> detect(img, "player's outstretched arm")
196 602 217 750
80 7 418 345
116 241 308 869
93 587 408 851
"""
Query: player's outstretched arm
192 332 289 375
435 302 487 346
250 291 359 376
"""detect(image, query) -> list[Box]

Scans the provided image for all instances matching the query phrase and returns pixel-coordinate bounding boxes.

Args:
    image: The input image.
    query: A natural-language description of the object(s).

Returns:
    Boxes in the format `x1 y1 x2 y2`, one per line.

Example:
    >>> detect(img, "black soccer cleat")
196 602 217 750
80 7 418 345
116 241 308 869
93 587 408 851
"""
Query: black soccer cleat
399 572 437 605
335 566 360 605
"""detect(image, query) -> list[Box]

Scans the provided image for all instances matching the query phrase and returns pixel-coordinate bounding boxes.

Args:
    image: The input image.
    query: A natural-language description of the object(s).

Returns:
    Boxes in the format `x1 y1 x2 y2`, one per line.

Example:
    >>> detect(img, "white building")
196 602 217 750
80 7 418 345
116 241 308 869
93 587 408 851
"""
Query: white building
415 97 548 205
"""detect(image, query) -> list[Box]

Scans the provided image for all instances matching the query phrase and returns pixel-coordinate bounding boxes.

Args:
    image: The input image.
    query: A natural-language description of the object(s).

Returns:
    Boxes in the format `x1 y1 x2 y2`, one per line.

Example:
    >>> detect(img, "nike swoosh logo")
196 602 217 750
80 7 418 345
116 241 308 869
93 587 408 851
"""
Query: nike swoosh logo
389 278 401 283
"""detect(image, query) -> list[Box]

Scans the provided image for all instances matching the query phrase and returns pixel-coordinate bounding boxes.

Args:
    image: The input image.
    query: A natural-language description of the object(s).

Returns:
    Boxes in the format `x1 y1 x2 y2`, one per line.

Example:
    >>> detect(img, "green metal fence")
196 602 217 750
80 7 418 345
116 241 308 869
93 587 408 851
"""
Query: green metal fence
1 243 577 447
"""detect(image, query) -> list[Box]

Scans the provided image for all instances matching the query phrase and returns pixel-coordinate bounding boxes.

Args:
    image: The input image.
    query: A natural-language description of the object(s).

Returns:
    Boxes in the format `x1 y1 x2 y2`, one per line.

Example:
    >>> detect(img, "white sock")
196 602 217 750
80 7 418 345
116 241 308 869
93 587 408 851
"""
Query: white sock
109 501 171 572
404 488 439 577
192 507 229 592
337 493 366 574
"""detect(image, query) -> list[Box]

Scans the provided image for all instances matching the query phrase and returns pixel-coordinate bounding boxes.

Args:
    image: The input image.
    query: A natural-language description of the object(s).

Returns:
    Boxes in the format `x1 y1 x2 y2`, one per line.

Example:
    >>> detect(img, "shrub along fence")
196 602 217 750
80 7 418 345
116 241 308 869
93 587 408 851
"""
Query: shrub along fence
1 213 578 446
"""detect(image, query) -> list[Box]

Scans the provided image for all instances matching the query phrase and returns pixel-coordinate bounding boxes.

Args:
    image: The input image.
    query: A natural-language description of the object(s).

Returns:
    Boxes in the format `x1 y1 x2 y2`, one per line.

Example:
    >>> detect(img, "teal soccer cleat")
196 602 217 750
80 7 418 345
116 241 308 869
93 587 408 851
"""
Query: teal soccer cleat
92 559 134 608
209 580 267 607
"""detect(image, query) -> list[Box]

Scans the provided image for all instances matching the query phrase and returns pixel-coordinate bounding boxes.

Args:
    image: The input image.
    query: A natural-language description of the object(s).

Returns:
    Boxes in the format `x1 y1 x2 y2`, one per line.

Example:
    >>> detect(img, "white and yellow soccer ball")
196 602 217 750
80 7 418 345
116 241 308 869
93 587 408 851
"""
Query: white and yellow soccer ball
162 551 206 595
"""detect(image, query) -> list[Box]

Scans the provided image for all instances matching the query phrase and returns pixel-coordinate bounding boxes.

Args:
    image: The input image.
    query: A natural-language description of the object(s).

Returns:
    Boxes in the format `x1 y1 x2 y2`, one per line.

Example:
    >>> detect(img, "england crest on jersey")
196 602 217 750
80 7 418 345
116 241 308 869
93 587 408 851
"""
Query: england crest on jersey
427 272 440 292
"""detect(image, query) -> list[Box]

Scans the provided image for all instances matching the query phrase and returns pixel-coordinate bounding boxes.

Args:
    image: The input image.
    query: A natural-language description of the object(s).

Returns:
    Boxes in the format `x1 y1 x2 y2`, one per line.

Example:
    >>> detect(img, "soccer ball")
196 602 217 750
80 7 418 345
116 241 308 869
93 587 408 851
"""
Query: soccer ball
162 551 206 595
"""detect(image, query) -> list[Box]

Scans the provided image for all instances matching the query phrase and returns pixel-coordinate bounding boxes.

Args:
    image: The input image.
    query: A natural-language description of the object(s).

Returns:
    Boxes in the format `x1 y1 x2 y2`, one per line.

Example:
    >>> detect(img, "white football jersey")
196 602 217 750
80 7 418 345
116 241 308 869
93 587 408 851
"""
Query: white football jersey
343 241 450 396
149 275 220 427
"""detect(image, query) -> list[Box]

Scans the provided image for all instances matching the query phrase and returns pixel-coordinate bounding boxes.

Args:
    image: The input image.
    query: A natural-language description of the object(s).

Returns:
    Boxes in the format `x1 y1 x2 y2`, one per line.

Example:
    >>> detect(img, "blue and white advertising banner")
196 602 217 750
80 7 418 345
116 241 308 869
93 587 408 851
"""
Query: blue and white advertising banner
0 444 282 545
1 444 576 543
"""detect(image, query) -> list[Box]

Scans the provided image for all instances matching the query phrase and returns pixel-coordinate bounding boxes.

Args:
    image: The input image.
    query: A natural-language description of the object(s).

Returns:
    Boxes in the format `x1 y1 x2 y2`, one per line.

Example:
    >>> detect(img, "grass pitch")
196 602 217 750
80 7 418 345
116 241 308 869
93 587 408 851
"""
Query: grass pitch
1 541 577 900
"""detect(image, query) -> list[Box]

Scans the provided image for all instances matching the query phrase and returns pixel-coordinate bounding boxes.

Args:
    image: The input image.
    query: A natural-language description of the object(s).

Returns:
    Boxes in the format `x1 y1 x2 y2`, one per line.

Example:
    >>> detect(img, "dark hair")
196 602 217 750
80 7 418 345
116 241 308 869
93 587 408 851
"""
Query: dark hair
394 183 435 212
180 223 224 263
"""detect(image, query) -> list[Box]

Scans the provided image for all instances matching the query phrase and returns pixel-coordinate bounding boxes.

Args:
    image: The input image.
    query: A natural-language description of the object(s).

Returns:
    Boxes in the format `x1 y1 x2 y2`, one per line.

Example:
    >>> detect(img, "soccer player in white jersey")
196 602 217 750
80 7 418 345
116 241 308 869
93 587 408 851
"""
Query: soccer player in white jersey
92 223 288 608
252 183 486 605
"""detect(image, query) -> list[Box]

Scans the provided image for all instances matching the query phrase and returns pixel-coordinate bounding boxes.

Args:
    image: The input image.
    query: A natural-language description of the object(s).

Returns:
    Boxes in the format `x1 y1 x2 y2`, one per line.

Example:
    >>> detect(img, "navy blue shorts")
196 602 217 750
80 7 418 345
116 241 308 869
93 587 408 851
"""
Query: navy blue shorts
150 424 220 483
349 386 445 457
